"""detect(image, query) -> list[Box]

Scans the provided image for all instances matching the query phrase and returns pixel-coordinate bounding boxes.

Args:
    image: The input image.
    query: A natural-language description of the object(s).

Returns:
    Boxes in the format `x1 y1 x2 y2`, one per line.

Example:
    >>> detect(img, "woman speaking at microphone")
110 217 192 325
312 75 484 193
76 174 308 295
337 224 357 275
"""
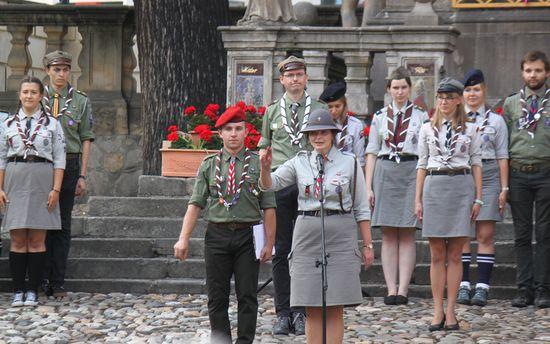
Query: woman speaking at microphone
259 108 373 344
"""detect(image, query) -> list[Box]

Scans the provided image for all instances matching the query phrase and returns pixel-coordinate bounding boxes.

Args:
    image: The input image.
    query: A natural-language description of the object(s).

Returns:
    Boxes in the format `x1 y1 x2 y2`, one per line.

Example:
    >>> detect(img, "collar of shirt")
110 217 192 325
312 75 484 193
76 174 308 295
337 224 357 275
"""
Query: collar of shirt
48 84 70 98
17 108 42 121
391 101 408 114
221 146 247 162
464 104 486 119
525 85 547 100
283 92 306 109
308 146 338 166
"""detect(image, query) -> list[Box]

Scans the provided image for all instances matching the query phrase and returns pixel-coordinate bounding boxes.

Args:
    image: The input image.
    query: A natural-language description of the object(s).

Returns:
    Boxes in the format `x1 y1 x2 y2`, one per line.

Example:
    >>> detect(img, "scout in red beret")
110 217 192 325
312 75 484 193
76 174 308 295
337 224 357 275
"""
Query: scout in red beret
215 105 246 128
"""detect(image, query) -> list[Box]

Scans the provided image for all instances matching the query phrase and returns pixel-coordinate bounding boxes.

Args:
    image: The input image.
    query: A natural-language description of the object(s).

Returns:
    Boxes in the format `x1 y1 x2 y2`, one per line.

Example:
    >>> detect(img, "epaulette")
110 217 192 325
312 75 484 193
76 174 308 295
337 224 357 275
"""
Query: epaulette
297 150 309 157
75 89 88 97
374 109 383 116
204 153 218 160
267 99 279 107
414 104 426 112
341 151 355 157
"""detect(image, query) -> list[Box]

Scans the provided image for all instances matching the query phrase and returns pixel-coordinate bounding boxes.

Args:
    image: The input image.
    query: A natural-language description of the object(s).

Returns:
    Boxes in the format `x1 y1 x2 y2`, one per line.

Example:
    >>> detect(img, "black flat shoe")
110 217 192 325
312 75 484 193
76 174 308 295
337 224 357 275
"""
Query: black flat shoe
384 295 396 305
395 295 408 305
444 322 460 331
428 315 445 332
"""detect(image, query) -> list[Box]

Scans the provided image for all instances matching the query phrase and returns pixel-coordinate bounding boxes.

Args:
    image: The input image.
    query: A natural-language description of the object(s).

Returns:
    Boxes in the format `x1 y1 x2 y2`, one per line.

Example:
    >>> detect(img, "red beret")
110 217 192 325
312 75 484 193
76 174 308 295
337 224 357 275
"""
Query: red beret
215 106 246 128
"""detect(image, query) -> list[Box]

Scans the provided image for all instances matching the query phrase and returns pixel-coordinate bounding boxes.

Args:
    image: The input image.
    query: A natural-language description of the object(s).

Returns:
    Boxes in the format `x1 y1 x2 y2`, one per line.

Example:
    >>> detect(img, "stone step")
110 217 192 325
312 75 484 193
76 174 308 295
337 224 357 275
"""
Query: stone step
138 175 195 197
0 278 517 299
87 196 190 218
0 257 518 286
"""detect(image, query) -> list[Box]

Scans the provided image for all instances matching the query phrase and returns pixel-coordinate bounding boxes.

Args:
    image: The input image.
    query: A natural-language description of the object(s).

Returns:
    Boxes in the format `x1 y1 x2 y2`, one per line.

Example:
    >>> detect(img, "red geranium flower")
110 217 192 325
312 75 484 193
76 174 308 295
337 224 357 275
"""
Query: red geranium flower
246 105 257 114
236 101 246 110
362 126 370 138
245 134 261 150
494 107 503 115
199 128 213 142
257 106 266 116
184 106 196 116
167 131 179 142
347 111 356 116
204 109 218 122
205 103 220 115
194 124 211 134
167 125 178 133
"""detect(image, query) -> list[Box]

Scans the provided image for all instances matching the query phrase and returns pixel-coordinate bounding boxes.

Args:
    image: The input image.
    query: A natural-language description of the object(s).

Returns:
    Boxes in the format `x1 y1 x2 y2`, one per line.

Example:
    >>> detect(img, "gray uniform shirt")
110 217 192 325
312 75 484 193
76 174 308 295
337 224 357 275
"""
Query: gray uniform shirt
335 115 366 166
0 109 66 170
366 102 429 157
417 121 482 170
464 105 509 160
264 146 371 222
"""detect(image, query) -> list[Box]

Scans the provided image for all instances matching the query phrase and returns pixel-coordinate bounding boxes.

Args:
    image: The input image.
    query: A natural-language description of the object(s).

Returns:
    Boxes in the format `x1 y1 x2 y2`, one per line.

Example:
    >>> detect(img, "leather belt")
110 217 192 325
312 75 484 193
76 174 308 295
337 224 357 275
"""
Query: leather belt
208 222 257 231
66 153 81 160
510 160 550 174
8 156 52 163
379 155 418 162
298 210 351 217
428 169 470 176
482 159 495 162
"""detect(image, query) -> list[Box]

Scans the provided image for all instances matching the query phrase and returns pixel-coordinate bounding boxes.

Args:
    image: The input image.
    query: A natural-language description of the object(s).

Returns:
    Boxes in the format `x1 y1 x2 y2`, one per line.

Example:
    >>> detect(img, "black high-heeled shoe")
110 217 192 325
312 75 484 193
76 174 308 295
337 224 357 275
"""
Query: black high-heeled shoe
444 321 460 331
428 315 445 332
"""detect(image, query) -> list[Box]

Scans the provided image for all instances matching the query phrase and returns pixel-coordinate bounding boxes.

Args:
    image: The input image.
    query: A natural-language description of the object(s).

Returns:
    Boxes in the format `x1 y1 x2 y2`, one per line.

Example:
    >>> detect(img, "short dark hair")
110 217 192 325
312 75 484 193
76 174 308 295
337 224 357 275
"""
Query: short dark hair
19 75 45 94
521 51 549 72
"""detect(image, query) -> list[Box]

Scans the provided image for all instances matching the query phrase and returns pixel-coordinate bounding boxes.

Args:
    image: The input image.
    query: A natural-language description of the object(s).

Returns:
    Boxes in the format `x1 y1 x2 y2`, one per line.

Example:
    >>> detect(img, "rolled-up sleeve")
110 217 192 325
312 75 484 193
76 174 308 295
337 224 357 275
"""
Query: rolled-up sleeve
352 158 371 222
365 116 380 155
494 115 509 159
52 120 66 169
416 124 429 169
470 129 483 167
267 158 297 192
188 161 211 209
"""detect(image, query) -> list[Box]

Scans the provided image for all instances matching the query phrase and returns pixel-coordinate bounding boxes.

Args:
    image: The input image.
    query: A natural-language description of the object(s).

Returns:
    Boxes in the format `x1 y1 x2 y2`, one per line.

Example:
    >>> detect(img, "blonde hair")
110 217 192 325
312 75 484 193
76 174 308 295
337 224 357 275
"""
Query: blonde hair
431 93 467 133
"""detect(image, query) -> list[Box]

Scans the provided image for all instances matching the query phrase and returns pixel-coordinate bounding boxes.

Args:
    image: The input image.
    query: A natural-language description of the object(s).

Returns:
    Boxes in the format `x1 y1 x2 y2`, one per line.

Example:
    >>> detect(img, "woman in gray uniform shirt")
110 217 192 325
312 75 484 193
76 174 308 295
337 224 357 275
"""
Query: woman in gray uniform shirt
457 69 509 307
415 78 483 331
259 109 373 344
0 76 65 307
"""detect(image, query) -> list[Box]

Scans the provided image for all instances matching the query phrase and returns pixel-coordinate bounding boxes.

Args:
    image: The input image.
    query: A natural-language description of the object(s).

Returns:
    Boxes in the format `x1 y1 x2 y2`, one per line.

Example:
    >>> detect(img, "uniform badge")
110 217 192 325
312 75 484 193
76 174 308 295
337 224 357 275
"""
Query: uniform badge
68 119 75 127
43 139 49 146
544 117 550 128
305 185 311 198
534 113 541 120
460 144 467 153
335 185 342 194
412 136 418 145
397 142 404 149
483 134 490 142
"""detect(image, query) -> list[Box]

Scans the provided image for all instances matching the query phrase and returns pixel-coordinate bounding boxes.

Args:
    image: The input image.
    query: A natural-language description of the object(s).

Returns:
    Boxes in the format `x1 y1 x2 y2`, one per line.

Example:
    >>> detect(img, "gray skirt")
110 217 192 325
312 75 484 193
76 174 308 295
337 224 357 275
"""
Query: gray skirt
477 160 502 222
422 173 475 238
289 213 363 307
2 161 61 232
372 159 419 228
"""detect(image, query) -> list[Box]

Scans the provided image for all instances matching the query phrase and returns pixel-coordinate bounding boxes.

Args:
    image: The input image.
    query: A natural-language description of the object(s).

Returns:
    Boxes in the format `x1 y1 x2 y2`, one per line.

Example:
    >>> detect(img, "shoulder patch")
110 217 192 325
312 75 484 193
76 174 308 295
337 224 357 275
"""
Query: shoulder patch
75 89 88 97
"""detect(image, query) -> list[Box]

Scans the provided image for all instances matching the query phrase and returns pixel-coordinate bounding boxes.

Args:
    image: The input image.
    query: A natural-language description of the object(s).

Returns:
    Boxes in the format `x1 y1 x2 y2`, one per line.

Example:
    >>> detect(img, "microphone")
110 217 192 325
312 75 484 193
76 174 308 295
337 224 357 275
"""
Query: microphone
316 153 325 174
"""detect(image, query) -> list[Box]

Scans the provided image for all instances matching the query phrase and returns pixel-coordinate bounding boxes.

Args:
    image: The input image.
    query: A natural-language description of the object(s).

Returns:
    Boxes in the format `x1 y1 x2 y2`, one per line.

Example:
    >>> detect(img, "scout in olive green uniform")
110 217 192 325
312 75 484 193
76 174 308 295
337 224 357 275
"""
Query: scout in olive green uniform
503 51 550 309
257 55 326 335
41 50 95 297
174 106 276 344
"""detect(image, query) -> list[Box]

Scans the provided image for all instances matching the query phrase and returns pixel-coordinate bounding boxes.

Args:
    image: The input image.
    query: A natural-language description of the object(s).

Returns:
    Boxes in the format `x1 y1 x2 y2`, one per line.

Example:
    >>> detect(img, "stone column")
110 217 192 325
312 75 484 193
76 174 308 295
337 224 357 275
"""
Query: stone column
6 25 32 91
271 51 286 101
343 50 373 117
43 26 68 54
384 50 399 105
303 50 329 99
121 19 137 104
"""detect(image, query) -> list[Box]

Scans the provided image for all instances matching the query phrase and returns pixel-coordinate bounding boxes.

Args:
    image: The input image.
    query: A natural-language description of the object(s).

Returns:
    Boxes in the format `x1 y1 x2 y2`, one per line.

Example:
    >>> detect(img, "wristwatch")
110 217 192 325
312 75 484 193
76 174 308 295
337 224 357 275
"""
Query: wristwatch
474 199 484 206
363 242 374 250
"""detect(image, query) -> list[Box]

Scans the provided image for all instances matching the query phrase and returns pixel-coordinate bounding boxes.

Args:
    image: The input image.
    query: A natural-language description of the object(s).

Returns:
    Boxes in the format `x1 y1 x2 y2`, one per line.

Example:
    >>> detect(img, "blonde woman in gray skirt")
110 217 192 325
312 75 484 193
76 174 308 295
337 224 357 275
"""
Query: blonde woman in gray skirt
365 67 429 305
259 109 373 344
457 69 509 307
0 76 65 307
415 78 483 331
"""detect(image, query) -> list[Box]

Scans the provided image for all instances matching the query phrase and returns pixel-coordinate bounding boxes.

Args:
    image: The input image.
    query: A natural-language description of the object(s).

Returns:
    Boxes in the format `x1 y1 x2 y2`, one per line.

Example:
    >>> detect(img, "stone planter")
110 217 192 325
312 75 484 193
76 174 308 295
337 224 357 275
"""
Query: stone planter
160 141 217 177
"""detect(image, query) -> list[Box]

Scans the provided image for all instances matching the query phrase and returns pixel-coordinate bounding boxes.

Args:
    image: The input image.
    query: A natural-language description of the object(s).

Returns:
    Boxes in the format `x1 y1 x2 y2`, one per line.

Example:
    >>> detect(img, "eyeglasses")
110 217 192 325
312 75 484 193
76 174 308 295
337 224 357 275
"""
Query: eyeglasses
436 95 457 102
283 72 305 79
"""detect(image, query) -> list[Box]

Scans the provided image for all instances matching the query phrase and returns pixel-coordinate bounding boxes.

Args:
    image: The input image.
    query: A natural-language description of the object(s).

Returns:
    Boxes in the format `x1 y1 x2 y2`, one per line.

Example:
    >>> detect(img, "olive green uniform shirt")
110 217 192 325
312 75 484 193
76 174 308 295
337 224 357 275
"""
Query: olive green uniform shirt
258 93 327 169
189 147 276 223
503 85 550 164
43 85 95 153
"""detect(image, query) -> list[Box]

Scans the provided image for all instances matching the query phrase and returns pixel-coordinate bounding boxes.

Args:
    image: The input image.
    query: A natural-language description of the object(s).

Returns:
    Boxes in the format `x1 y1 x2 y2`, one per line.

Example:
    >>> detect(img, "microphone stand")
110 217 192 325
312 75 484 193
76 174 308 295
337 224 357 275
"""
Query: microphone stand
315 154 329 344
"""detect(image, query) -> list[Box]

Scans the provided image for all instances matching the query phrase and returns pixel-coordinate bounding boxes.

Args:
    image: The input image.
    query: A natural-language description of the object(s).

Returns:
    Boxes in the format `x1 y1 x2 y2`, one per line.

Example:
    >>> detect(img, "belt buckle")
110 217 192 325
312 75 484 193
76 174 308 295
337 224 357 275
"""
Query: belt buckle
447 170 456 176
228 223 237 231
27 156 36 162
521 164 536 173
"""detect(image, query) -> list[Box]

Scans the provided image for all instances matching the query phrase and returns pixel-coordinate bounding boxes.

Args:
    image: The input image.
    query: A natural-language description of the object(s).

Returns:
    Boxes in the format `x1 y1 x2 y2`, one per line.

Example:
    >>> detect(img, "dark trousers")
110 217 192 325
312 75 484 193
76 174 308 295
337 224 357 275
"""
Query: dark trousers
205 224 259 344
509 167 550 291
272 184 304 317
44 157 80 286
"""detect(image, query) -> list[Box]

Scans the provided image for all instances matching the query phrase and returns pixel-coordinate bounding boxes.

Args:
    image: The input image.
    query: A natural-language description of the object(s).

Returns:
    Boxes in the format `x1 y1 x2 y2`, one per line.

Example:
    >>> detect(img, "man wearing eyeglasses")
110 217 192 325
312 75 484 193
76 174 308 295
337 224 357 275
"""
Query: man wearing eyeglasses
258 55 327 336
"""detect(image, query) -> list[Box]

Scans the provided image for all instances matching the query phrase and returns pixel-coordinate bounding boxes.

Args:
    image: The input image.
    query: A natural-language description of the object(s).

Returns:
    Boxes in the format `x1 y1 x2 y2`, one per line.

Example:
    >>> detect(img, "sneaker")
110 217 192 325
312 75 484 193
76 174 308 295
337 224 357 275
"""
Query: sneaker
292 313 306 336
511 288 534 308
272 316 291 335
535 288 550 309
23 291 38 306
52 285 67 298
457 286 471 305
471 287 489 306
11 291 24 307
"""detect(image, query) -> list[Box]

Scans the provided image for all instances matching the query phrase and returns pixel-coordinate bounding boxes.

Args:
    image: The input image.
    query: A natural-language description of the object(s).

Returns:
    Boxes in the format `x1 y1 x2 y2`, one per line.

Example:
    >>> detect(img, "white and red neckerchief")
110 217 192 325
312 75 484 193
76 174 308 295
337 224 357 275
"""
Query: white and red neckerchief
214 149 250 210
14 110 47 158
518 86 549 137
385 102 413 162
336 115 349 151
432 122 461 170
43 84 74 118
279 92 311 148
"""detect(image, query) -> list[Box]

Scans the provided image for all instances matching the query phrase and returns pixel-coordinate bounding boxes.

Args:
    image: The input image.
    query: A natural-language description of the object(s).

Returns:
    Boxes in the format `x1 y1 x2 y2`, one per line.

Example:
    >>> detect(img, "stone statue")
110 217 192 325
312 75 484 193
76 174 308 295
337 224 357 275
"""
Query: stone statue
341 0 387 27
238 0 296 26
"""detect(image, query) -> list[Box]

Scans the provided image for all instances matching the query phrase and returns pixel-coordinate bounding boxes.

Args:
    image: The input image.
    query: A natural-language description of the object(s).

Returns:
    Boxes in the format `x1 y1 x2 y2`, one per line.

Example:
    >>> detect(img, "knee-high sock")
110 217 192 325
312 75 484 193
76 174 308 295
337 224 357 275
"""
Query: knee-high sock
27 252 47 293
461 253 471 286
9 252 27 292
476 253 494 288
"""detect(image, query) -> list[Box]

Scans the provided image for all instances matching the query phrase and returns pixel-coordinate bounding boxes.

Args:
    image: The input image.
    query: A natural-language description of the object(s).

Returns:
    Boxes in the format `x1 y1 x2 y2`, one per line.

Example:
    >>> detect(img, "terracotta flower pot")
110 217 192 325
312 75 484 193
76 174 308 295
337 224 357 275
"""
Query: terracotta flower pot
160 141 217 177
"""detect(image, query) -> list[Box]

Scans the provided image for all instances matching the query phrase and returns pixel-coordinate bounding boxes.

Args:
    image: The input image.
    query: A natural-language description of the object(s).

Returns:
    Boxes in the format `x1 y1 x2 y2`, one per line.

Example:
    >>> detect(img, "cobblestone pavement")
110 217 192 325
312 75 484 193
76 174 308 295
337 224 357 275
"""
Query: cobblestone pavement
0 293 548 343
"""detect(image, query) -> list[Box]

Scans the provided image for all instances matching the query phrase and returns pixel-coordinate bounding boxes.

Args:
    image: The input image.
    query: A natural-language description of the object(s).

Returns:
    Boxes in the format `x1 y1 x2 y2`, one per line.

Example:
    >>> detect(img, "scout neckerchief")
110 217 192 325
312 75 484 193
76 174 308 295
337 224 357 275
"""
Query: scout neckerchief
279 92 311 148
214 148 250 210
385 101 413 162
518 86 549 138
467 108 490 133
432 121 461 170
43 84 74 118
14 110 47 158
336 115 349 150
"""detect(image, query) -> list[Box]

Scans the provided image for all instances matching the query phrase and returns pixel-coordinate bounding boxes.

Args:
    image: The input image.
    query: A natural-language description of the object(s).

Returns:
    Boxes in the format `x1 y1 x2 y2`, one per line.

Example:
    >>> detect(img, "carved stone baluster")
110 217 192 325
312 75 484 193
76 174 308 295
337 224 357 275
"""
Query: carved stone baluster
6 25 32 91
343 51 373 117
43 26 68 54
121 18 137 104
77 25 91 92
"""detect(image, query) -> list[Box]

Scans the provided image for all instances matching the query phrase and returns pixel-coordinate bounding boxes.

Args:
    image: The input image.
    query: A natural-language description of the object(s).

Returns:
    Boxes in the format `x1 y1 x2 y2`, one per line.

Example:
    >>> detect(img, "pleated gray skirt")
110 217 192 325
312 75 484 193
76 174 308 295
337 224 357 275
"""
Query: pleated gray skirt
2 162 61 232
371 159 419 228
422 173 475 238
289 213 363 307
477 160 502 222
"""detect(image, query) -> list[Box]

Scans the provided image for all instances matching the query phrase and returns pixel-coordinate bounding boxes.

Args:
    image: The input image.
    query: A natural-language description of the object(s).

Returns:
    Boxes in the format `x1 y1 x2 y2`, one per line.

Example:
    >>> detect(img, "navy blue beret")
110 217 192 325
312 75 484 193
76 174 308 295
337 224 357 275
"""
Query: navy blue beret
319 81 346 102
463 69 485 87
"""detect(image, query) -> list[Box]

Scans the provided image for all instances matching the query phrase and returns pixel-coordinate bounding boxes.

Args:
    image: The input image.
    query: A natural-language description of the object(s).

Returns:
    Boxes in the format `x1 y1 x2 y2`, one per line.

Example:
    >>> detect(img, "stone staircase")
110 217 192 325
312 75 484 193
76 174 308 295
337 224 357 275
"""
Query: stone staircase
0 175 520 298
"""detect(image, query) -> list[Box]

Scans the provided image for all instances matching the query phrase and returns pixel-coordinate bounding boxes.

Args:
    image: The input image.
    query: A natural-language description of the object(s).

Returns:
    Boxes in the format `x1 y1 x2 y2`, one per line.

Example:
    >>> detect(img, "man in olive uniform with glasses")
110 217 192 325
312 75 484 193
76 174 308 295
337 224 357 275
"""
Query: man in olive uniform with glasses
41 50 95 297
